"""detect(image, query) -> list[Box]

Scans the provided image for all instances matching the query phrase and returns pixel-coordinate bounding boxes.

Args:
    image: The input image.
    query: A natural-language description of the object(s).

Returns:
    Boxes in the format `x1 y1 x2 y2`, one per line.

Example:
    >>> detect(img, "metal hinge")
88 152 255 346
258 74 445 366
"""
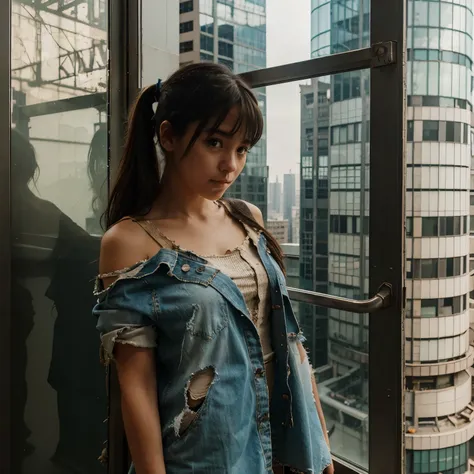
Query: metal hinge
371 41 397 68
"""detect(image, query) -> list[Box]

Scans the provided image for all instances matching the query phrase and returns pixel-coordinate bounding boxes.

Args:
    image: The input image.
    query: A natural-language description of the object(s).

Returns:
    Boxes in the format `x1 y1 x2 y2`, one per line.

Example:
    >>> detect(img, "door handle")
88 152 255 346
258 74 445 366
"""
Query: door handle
287 283 392 314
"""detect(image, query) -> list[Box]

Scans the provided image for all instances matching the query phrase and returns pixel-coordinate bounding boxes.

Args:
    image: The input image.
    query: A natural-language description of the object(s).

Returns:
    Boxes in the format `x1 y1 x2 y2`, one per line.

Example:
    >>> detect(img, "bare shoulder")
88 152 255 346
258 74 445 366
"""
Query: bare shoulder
99 218 153 276
243 201 264 227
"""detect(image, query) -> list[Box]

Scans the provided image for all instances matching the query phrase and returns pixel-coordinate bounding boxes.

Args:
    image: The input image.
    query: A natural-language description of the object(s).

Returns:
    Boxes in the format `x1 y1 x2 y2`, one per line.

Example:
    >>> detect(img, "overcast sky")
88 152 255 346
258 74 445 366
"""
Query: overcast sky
265 0 311 182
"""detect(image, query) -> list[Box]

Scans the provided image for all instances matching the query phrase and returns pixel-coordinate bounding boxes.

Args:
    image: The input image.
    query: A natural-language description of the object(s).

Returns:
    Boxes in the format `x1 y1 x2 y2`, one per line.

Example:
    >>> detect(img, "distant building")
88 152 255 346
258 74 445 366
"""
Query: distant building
179 0 268 220
282 243 300 320
283 173 296 242
291 205 300 245
281 243 300 289
267 219 288 244
268 178 282 218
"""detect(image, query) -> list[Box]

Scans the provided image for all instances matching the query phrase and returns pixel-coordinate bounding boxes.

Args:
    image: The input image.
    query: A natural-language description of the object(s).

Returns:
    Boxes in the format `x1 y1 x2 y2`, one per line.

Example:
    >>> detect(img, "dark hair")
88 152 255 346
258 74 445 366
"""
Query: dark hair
224 198 285 274
11 128 39 187
105 62 284 272
88 125 108 217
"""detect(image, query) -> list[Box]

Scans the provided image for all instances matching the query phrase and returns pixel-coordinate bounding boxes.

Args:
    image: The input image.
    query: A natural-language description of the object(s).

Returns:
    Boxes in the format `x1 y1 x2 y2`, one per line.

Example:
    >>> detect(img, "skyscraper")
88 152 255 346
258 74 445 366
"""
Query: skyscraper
304 1 473 471
283 172 296 242
299 80 330 370
268 177 282 218
179 0 268 220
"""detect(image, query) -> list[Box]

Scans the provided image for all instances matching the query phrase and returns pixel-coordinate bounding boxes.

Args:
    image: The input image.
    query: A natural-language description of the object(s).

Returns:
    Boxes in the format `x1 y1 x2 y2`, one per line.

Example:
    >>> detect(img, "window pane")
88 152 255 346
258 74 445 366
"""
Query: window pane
200 14 214 35
446 121 455 142
414 2 428 26
200 34 213 52
439 217 447 236
181 39 194 53
408 120 414 141
453 216 461 235
180 0 194 14
270 0 370 66
421 300 438 317
413 61 428 95
422 121 439 141
413 27 428 48
180 20 194 34
422 217 438 237
421 259 438 278
10 2 108 473
429 2 440 27
262 70 370 469
440 297 454 316
447 258 455 277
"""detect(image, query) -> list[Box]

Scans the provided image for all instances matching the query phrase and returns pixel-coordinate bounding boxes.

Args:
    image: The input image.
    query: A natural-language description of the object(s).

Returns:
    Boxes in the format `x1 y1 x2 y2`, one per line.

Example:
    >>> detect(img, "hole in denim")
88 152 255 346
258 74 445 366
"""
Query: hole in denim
173 367 216 437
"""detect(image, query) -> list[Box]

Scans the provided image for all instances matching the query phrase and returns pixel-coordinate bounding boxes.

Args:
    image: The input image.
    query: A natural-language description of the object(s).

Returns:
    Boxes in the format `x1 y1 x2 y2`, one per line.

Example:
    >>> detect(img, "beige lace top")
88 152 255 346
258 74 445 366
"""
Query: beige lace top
205 224 273 361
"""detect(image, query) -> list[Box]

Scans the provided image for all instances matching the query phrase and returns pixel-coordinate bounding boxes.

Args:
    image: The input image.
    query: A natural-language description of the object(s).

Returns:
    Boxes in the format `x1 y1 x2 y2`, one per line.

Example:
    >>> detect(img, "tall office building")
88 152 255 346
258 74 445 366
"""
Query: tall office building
283 173 297 242
299 80 330 370
268 177 282 218
179 0 268 220
471 136 474 322
305 1 474 471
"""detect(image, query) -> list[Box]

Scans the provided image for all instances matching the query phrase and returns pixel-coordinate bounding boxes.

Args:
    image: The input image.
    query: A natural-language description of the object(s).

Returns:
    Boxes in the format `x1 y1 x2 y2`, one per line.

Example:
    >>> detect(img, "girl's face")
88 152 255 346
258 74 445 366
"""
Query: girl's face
160 107 252 200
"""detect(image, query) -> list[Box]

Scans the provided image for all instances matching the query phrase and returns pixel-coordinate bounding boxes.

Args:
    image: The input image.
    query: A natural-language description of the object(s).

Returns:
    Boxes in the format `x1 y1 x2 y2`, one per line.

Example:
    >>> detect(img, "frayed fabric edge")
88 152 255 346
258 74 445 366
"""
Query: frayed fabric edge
99 326 157 365
273 460 333 474
94 260 149 296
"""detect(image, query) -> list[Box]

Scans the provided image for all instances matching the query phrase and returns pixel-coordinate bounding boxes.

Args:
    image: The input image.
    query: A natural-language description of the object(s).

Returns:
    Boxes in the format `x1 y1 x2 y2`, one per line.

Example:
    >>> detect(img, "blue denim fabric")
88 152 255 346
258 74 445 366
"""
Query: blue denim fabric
93 234 331 474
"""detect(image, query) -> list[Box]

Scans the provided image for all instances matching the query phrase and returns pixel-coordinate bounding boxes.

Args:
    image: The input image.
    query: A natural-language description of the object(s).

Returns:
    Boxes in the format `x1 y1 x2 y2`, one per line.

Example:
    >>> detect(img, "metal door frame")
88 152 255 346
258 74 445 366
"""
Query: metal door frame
107 1 140 472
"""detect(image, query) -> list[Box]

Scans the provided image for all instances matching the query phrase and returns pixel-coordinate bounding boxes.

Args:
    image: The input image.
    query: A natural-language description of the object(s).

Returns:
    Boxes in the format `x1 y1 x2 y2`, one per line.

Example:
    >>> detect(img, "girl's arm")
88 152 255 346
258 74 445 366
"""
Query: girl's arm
99 222 166 474
115 345 166 474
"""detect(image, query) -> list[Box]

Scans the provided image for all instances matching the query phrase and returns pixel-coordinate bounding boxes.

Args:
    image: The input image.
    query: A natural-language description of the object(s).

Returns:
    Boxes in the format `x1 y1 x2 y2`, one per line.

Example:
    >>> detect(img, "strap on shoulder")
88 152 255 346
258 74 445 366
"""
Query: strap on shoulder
222 198 256 224
132 219 172 249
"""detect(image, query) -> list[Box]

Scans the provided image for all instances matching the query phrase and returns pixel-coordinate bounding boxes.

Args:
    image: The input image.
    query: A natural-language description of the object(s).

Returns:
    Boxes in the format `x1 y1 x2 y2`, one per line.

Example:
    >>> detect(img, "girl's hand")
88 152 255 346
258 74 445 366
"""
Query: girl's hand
325 463 335 474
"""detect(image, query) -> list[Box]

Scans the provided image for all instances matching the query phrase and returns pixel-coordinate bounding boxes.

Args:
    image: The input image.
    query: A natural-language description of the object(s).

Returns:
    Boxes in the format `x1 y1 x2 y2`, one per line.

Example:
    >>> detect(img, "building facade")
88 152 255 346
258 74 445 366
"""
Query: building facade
266 219 289 244
179 0 268 219
305 0 474 471
283 172 296 242
268 177 282 218
299 81 331 375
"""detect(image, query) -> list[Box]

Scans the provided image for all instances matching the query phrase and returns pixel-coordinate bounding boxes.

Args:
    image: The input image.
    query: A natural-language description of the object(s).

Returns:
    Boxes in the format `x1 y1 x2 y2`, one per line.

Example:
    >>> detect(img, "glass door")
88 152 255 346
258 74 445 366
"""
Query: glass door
0 1 137 473
8 2 108 473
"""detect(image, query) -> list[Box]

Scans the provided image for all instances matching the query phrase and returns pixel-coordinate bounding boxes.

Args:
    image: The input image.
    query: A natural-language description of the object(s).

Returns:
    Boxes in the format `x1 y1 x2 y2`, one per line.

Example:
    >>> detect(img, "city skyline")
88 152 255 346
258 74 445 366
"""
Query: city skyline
263 0 311 182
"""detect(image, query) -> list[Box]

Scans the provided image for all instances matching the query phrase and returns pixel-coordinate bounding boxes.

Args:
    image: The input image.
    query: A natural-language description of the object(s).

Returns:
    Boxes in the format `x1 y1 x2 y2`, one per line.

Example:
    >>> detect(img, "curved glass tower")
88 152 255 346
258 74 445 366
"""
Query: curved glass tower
304 0 474 471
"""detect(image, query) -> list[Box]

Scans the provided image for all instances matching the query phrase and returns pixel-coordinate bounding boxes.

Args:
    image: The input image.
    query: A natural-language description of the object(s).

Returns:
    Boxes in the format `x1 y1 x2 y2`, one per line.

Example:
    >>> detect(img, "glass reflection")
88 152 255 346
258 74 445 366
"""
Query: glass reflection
264 74 370 469
11 1 108 473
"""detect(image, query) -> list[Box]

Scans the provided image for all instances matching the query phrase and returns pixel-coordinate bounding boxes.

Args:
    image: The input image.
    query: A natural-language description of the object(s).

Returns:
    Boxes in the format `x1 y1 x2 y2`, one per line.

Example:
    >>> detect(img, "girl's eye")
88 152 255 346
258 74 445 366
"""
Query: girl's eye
207 138 223 148
238 146 250 155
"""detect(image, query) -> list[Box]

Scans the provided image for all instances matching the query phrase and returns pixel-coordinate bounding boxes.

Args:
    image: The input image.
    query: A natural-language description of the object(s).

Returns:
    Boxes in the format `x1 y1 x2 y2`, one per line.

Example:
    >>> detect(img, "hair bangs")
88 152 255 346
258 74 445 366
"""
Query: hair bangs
186 84 263 154
214 86 263 147
236 87 264 147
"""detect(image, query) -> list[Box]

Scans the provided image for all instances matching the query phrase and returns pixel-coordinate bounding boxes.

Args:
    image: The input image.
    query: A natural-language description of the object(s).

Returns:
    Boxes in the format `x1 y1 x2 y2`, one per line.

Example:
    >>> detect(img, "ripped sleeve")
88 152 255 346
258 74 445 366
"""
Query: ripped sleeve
98 320 157 364
94 273 157 365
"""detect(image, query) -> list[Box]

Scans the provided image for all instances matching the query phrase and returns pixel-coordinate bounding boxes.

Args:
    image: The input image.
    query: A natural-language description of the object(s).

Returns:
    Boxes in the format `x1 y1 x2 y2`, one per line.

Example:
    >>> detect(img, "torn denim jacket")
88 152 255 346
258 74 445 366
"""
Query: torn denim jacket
93 233 331 474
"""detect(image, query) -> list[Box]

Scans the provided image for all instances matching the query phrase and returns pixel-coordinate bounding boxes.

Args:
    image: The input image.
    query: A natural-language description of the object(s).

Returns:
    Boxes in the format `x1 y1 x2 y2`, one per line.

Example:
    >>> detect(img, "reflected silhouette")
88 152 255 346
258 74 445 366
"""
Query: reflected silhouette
87 125 108 235
11 129 106 474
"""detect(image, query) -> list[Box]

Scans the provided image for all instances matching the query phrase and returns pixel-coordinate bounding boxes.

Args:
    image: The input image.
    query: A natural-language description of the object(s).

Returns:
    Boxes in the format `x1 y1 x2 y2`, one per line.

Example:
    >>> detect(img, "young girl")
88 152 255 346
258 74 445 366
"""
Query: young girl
94 63 334 474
